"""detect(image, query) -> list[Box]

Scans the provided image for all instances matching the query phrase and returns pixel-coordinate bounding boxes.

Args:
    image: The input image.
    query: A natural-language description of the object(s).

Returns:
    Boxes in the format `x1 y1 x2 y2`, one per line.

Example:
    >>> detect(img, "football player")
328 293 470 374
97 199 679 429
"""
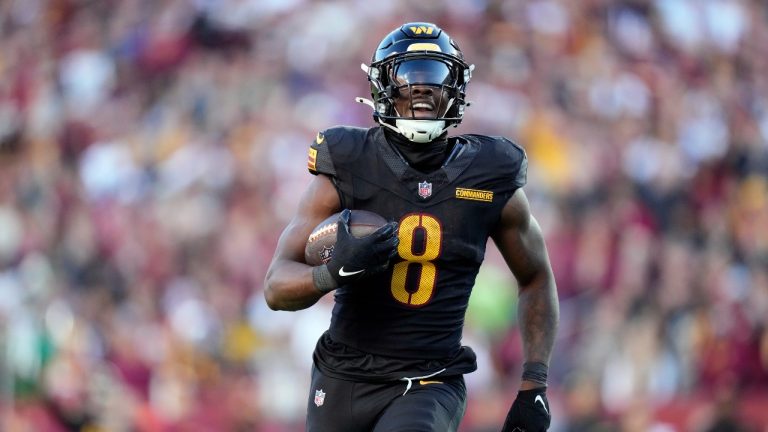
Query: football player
265 22 559 432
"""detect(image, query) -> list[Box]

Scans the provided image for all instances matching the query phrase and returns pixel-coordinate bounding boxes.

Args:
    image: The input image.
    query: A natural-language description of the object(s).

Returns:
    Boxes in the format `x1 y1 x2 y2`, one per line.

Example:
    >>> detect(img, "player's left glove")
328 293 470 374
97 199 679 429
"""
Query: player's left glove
501 388 551 432
312 209 399 293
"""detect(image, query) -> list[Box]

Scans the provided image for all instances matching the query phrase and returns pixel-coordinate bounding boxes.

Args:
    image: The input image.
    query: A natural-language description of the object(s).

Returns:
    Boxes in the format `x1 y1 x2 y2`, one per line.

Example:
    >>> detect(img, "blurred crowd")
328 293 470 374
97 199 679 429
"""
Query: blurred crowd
0 0 766 431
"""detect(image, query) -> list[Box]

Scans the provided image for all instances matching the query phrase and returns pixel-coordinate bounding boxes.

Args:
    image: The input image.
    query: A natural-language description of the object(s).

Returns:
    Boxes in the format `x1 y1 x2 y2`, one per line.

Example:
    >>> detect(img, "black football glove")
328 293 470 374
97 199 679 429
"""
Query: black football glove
313 209 399 292
501 388 551 432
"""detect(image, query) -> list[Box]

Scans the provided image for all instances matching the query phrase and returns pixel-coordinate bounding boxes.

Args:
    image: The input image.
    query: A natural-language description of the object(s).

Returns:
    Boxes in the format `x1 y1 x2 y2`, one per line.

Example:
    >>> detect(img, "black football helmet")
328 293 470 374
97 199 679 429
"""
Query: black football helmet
357 22 474 143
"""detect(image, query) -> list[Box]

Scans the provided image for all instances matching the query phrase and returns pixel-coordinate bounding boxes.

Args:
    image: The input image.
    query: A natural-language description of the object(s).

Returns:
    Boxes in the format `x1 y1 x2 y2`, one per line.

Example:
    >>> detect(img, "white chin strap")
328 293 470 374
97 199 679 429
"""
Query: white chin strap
390 119 447 143
355 95 451 143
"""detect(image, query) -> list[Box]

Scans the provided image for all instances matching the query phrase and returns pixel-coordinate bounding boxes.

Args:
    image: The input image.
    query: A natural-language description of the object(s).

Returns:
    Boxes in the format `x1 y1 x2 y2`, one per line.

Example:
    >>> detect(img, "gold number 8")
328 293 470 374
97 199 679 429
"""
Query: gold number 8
391 214 442 306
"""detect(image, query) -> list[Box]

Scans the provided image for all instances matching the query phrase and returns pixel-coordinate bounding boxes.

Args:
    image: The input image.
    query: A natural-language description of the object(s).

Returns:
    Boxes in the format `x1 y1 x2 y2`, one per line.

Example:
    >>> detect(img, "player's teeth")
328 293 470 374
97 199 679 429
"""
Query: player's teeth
413 103 432 109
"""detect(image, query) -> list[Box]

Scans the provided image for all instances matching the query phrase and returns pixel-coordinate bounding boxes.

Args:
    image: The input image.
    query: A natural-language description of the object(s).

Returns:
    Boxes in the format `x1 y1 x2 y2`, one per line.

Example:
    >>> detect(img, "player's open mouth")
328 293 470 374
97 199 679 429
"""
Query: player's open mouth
412 102 434 111
410 101 436 117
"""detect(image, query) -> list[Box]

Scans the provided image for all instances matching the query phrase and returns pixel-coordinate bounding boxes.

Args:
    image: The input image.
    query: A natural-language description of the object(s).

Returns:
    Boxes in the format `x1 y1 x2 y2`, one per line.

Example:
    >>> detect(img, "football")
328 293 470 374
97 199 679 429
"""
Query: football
304 210 389 266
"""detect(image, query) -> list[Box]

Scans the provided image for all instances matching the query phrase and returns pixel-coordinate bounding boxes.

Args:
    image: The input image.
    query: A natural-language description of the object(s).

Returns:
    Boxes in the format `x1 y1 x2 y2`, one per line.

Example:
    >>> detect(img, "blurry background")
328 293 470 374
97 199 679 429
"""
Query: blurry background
0 0 767 431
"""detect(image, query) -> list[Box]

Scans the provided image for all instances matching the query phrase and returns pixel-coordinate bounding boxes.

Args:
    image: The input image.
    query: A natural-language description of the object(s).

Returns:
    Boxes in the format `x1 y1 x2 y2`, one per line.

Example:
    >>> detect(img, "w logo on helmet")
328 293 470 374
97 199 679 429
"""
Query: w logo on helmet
409 25 434 35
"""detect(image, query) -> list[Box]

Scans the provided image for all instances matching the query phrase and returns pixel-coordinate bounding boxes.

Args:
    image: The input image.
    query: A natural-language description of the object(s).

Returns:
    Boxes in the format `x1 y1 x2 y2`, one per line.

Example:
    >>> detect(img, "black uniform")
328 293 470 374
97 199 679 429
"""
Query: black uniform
305 126 527 431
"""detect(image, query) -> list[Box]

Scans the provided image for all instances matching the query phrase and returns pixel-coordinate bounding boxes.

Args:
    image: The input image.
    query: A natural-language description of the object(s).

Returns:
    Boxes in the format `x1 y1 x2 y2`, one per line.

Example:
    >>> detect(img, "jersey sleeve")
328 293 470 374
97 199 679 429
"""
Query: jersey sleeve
513 145 528 189
498 137 528 190
307 130 336 177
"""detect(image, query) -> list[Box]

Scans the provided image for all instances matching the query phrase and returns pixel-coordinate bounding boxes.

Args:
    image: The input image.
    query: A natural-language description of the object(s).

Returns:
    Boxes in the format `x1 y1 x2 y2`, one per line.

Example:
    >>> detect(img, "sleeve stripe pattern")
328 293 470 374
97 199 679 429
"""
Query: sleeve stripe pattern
308 147 318 173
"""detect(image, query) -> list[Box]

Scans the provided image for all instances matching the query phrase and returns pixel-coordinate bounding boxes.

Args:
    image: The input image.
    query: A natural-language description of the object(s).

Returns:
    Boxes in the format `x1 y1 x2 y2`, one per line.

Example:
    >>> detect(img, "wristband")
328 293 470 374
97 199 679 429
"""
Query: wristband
522 362 548 386
312 265 338 293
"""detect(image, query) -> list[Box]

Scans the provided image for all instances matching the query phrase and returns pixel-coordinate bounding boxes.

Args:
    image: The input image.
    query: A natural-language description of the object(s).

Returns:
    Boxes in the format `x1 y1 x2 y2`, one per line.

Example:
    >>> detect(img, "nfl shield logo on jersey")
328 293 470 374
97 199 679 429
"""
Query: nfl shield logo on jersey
418 181 432 198
314 389 326 407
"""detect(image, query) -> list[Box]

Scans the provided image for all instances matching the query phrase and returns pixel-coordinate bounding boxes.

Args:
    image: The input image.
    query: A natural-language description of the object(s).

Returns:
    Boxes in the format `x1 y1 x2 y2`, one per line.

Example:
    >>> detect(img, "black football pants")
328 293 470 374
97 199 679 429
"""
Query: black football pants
306 365 467 432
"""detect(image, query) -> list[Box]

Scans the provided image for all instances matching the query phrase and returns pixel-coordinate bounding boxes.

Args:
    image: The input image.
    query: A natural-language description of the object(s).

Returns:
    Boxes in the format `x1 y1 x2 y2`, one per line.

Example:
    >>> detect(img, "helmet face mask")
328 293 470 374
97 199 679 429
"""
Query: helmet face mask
361 23 473 142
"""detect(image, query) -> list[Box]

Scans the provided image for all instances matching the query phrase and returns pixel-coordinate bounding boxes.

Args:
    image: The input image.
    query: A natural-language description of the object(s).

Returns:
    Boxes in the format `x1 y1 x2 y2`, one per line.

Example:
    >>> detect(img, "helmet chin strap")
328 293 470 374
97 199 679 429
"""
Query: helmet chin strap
354 95 454 143
390 119 447 143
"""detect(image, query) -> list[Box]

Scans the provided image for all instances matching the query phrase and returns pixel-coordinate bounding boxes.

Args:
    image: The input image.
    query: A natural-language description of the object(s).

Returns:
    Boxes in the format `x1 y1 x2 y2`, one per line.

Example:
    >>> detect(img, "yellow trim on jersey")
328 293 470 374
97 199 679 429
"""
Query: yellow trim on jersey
307 147 317 171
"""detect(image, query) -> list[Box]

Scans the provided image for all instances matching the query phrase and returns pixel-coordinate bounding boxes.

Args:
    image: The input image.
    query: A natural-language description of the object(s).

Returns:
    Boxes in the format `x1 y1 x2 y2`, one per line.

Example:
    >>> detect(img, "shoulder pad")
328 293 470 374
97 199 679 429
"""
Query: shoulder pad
307 126 369 176
497 137 527 188
307 129 335 176
461 134 527 188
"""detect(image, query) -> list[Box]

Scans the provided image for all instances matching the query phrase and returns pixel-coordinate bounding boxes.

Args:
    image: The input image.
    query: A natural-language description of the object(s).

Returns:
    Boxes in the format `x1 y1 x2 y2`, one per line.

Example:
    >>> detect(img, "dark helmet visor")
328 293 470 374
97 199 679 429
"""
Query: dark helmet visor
391 59 456 87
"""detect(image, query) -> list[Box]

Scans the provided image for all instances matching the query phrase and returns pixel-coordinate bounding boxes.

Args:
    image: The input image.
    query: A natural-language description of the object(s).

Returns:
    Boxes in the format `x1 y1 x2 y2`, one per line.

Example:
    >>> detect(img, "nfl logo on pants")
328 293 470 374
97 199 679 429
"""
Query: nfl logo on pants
314 389 326 407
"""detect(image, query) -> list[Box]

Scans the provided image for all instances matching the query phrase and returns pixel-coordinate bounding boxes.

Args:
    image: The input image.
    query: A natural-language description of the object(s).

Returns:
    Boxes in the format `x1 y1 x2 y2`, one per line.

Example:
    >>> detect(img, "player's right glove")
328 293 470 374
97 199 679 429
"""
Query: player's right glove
313 209 399 292
501 388 551 432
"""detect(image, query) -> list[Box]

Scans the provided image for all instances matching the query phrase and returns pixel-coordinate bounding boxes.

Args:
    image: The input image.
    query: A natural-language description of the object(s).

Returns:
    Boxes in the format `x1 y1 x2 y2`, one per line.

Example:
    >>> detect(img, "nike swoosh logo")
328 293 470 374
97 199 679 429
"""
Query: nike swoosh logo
338 267 364 277
535 394 548 414
316 132 325 144
419 380 443 385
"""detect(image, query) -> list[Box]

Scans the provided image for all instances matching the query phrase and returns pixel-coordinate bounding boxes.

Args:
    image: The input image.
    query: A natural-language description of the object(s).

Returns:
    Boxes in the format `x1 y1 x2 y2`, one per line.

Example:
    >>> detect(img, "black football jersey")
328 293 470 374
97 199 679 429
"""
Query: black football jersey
307 126 527 366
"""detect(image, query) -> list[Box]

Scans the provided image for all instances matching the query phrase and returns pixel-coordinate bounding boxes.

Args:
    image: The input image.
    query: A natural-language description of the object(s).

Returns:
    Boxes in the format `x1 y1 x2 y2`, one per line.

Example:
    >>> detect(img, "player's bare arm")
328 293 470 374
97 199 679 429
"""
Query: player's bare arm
264 174 341 311
492 188 559 390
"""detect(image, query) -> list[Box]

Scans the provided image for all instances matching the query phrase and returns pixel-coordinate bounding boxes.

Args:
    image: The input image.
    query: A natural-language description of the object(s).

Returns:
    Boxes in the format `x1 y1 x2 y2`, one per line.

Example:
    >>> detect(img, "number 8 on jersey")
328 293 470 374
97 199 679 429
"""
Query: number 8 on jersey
391 213 442 307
